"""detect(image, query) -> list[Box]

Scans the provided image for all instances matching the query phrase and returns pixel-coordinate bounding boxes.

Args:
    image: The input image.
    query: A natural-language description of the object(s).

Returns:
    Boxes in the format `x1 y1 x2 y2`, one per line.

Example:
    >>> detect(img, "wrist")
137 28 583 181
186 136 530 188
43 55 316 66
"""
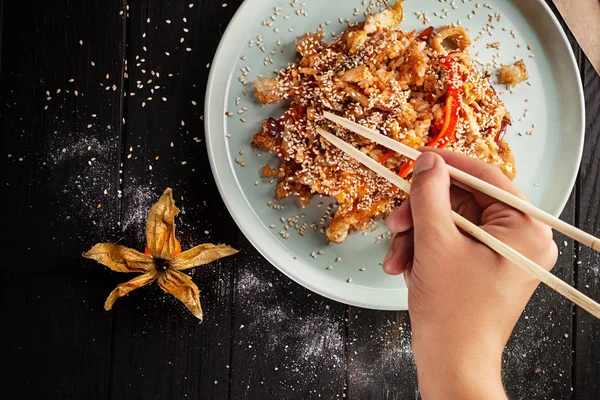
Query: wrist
415 357 506 400
413 331 506 399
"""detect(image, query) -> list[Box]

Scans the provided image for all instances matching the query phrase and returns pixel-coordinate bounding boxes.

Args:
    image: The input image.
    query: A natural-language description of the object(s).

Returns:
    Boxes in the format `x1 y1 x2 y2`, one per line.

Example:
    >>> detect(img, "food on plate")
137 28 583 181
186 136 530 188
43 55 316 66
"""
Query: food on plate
497 59 529 88
251 0 515 243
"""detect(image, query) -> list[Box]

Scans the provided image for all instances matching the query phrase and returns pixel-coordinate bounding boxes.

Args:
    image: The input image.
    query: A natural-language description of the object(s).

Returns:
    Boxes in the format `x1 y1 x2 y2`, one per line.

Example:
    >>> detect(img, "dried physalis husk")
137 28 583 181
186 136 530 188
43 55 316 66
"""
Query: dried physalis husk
83 188 238 321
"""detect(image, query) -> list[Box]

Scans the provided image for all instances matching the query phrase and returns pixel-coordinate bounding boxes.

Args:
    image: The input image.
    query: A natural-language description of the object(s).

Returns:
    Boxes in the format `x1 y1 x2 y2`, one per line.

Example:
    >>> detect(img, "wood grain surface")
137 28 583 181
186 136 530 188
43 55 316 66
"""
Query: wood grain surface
1 1 598 399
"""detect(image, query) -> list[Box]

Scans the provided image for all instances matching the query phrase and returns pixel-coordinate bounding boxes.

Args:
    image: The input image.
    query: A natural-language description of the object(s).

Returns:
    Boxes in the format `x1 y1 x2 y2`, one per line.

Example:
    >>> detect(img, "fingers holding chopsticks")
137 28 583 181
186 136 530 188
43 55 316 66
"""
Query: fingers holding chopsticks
317 122 599 318
385 150 483 237
387 185 482 232
419 147 528 208
383 149 558 279
404 153 458 241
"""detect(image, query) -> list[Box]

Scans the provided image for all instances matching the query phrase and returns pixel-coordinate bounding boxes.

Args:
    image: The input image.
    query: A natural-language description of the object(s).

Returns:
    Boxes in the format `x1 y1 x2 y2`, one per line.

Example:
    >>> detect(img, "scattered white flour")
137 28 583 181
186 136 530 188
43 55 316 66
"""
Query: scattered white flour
502 289 573 400
121 183 155 242
233 266 419 395
41 126 121 237
48 136 113 166
235 267 345 392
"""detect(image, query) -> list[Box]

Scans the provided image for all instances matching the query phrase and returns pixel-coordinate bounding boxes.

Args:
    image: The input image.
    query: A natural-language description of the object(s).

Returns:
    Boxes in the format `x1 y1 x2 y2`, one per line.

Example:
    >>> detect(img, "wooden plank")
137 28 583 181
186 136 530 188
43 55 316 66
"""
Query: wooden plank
107 1 243 399
574 56 600 400
228 236 347 399
502 198 576 400
346 309 418 399
0 0 125 398
544 3 599 398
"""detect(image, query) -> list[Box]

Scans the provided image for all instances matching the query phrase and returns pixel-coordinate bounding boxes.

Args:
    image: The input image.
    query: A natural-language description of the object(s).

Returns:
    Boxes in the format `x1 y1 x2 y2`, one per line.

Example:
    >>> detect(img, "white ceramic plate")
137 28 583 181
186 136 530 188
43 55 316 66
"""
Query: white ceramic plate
205 0 584 310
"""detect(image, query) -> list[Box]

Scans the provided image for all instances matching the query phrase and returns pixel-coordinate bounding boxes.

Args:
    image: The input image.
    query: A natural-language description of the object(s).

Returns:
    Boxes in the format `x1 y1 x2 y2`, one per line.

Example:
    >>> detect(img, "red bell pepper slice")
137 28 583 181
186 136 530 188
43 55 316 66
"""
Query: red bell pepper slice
417 26 434 41
397 58 464 179
378 150 396 164
397 159 414 179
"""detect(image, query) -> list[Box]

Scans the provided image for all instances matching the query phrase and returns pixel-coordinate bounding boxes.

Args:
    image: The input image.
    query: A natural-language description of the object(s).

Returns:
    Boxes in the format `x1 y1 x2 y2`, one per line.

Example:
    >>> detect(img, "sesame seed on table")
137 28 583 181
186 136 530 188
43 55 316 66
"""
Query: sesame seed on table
0 1 598 399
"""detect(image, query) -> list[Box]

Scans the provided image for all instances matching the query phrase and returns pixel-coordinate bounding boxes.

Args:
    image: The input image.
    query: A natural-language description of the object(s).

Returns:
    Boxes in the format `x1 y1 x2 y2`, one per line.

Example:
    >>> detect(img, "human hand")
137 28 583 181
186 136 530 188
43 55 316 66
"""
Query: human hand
383 149 558 399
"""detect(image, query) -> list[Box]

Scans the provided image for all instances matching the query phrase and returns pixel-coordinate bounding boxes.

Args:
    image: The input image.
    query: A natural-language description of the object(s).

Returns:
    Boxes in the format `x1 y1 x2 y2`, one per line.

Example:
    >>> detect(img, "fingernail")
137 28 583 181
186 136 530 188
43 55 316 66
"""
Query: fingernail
414 153 437 175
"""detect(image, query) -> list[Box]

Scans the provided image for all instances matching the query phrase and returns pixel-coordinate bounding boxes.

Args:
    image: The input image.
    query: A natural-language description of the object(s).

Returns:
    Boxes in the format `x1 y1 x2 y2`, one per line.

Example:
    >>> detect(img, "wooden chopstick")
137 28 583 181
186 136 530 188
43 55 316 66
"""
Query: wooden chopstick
317 127 600 319
323 111 600 253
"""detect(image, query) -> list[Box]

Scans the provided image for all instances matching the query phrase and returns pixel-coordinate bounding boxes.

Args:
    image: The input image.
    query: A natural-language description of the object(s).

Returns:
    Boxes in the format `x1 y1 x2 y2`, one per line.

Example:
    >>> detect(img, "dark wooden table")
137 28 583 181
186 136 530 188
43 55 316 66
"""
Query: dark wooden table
1 1 598 399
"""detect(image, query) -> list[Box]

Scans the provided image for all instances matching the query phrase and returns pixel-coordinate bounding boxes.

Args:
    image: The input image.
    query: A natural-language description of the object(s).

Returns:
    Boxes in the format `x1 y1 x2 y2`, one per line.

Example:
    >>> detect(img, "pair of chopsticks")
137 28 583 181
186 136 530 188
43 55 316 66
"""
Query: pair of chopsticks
318 111 600 319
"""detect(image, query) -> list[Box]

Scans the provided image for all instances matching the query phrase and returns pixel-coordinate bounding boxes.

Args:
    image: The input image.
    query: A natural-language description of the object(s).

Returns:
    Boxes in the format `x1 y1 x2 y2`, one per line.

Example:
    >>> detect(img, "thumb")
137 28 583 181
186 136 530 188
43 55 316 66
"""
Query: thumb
409 152 457 242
